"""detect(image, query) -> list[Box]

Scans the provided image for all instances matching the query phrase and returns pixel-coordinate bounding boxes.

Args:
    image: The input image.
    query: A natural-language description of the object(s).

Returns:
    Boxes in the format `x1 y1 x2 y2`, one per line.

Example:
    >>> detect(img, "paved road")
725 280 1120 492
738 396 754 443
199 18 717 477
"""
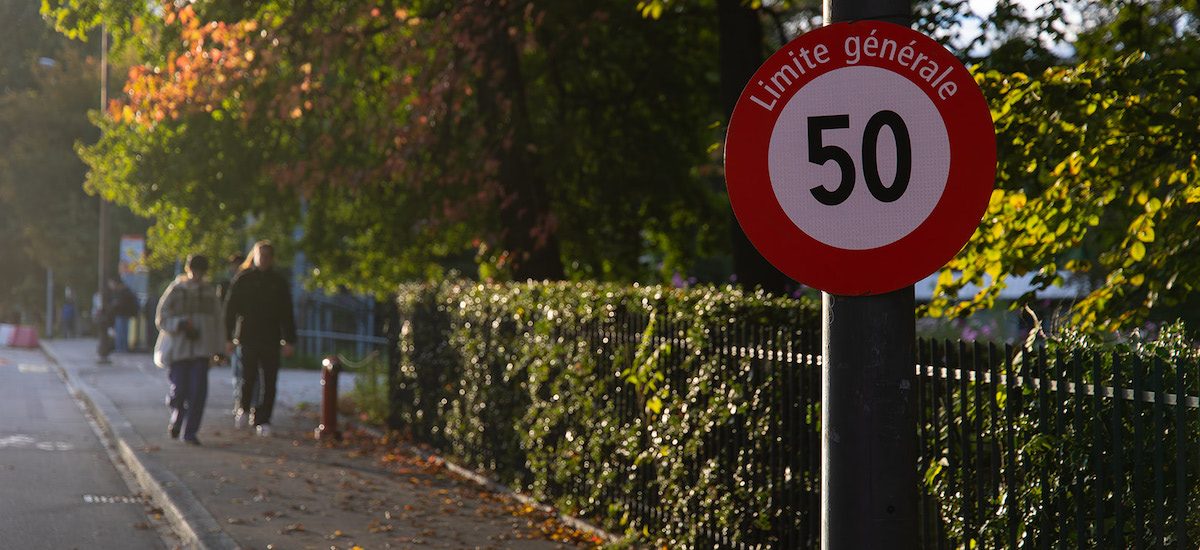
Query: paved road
0 347 167 549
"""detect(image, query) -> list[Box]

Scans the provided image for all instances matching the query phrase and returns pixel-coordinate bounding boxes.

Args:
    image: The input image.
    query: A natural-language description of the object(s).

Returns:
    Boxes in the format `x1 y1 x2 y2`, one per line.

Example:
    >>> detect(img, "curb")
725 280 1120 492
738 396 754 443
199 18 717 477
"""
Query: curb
347 421 623 546
41 343 240 550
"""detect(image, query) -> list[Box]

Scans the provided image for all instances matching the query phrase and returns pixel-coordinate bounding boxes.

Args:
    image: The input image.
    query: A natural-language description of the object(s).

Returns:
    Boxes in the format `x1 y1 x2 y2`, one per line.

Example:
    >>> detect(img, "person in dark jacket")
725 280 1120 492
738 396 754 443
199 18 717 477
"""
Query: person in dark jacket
110 278 139 353
217 253 249 415
224 241 296 437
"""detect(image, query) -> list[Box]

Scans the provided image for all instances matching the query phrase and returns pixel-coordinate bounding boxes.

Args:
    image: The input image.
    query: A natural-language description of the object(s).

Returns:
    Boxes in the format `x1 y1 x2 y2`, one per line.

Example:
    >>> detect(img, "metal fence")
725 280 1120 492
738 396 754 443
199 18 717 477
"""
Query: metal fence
916 339 1199 549
296 292 387 358
391 300 1200 548
389 300 826 548
558 310 825 548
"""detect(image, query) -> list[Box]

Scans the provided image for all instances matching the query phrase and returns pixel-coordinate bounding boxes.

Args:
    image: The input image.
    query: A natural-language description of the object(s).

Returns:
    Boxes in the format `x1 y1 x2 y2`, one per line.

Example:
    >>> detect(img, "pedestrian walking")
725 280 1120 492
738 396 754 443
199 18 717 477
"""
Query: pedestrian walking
154 255 226 445
224 241 296 437
93 288 114 363
59 287 77 338
217 253 249 416
142 284 159 350
109 278 139 352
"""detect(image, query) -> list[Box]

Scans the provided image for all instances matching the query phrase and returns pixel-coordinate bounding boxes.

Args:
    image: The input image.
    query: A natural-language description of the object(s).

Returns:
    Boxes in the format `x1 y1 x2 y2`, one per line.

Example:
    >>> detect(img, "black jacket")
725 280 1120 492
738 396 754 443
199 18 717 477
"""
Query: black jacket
112 287 139 317
223 268 297 348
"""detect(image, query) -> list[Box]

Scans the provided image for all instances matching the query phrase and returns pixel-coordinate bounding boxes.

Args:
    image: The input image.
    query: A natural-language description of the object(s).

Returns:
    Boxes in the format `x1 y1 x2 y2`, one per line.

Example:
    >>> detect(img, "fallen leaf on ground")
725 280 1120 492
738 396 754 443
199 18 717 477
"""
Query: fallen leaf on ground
280 522 305 534
367 518 393 533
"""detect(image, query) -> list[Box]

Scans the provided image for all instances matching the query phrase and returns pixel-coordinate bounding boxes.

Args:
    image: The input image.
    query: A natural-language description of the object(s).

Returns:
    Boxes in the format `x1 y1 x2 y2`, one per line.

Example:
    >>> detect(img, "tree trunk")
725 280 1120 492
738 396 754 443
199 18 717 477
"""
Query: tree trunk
472 1 565 281
719 0 793 294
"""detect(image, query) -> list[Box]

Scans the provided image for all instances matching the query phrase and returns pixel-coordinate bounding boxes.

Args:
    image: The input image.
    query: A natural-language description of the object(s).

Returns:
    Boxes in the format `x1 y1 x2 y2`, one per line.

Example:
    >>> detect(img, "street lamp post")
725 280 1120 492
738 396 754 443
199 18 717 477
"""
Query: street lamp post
98 25 110 322
37 56 59 337
97 22 112 355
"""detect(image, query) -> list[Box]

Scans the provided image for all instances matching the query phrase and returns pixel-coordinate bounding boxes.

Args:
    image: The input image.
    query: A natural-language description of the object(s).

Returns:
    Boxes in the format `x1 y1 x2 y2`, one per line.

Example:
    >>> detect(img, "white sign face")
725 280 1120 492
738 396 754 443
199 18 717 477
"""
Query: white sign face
767 66 951 250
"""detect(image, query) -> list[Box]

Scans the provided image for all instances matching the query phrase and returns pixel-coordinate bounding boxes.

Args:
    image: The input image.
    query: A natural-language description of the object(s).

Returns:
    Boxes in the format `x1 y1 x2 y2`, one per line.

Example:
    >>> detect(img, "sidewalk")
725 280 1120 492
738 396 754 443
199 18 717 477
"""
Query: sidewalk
42 339 596 549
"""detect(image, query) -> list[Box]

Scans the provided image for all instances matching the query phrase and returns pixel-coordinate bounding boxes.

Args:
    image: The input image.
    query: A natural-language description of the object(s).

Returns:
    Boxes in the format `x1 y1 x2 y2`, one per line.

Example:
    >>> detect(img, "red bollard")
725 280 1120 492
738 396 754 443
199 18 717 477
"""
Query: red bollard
315 356 341 440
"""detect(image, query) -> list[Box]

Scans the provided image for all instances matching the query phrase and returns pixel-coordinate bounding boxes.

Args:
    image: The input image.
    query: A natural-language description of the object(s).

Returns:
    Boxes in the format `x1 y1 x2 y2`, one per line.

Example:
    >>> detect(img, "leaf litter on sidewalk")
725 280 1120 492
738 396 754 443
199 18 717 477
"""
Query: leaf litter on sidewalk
175 405 606 549
314 421 607 548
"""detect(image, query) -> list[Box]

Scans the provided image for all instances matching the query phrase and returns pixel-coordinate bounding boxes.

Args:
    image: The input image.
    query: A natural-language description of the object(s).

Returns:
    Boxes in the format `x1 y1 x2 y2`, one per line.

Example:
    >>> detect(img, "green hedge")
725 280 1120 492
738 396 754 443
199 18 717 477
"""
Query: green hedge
388 281 1200 547
392 281 820 547
390 281 1200 548
918 324 1200 548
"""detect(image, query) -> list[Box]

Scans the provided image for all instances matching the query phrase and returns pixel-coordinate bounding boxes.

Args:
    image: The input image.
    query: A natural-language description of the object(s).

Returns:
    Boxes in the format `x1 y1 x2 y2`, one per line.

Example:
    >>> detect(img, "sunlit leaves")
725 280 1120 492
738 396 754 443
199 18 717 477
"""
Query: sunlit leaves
928 55 1200 332
113 5 263 128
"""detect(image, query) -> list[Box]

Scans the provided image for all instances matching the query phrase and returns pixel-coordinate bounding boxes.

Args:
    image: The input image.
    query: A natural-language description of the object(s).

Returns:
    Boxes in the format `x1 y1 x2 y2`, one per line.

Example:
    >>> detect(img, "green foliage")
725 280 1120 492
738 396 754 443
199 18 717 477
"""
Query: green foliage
0 53 95 310
46 0 1200 331
920 322 1200 547
395 279 1200 547
1072 0 1200 64
50 0 729 287
80 113 295 269
929 54 1200 333
0 1 144 320
922 0 1200 335
394 280 819 547
345 352 391 426
2 1 62 94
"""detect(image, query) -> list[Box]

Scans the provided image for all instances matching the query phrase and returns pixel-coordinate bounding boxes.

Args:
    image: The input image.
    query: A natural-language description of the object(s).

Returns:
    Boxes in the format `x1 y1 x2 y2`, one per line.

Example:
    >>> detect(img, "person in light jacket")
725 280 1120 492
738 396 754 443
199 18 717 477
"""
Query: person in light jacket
155 255 226 445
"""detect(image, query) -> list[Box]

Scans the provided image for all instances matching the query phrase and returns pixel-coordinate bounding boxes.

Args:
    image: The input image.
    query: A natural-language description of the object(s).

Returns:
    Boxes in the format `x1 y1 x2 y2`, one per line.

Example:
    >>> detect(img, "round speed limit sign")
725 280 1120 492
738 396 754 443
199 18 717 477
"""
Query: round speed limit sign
725 21 996 296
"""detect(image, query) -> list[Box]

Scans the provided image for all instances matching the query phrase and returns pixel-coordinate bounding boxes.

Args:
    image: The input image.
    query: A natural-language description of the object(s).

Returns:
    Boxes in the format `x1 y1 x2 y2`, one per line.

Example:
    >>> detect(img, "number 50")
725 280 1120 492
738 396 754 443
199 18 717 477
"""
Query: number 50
807 111 912 206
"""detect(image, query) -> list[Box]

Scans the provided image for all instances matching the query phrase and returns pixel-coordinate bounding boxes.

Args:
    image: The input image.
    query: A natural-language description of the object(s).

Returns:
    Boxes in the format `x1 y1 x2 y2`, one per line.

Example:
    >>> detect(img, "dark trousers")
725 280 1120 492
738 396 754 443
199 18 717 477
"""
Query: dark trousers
114 315 130 352
97 320 114 358
239 345 280 426
167 357 210 440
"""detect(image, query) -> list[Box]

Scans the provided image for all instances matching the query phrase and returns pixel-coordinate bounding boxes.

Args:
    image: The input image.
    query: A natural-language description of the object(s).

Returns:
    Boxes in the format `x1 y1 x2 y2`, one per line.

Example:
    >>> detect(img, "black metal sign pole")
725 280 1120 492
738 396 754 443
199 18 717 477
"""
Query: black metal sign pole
820 1 918 549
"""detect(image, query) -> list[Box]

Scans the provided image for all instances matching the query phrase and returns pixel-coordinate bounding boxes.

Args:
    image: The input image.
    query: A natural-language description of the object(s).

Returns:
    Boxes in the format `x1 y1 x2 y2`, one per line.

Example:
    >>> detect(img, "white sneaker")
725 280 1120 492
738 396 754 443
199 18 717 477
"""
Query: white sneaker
256 424 272 437
233 411 247 430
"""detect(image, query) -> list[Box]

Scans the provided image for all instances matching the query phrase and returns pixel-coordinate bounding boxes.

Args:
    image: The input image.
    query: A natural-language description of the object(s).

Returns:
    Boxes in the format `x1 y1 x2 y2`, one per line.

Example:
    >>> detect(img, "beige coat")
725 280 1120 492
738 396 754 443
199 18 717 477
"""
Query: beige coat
154 275 226 368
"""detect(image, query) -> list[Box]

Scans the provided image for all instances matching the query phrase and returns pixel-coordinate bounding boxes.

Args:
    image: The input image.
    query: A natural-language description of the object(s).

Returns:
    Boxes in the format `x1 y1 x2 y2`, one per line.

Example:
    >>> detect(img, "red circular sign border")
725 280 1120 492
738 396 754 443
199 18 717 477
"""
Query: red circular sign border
725 20 996 296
